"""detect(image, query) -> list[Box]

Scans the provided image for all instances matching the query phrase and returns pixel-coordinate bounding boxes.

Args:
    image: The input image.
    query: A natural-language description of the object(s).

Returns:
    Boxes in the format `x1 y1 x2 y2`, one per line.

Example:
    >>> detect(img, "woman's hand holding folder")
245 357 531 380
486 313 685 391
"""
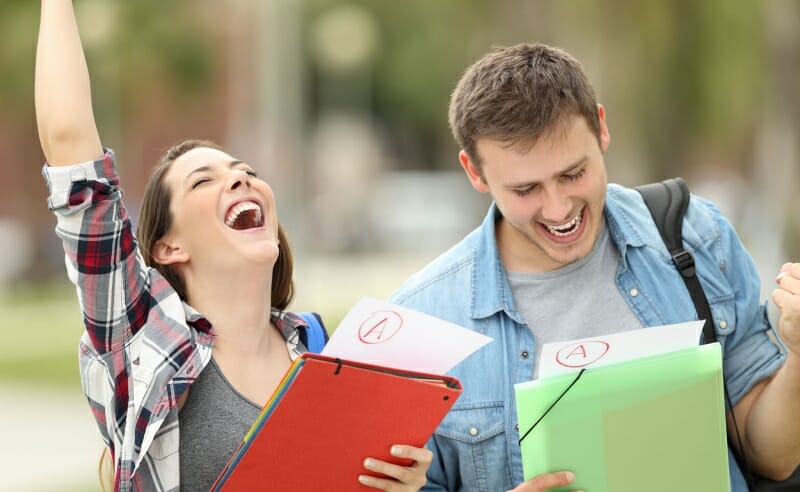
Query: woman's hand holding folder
359 444 433 490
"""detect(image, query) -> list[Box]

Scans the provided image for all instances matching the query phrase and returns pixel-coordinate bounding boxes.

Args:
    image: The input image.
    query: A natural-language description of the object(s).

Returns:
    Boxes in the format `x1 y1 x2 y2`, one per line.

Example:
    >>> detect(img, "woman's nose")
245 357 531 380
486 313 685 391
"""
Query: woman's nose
227 170 250 191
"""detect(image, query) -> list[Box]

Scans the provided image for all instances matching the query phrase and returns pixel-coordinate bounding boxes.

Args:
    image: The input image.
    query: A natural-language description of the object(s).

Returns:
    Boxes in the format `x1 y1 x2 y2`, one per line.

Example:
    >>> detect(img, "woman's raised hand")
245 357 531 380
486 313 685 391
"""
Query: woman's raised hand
36 0 102 166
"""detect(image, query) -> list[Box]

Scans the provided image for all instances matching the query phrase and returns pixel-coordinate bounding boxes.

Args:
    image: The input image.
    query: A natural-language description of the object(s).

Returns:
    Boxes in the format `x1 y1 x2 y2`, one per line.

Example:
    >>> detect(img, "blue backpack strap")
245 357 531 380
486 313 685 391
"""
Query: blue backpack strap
298 312 327 354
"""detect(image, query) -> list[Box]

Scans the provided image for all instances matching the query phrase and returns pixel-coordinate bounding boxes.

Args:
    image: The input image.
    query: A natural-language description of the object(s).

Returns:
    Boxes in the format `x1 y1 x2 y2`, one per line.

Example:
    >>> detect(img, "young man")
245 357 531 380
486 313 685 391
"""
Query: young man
389 43 800 492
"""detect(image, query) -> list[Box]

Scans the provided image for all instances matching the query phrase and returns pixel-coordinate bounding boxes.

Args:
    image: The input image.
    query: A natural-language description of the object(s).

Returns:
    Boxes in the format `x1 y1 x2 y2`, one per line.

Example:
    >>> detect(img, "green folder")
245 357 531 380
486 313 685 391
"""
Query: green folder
514 343 729 492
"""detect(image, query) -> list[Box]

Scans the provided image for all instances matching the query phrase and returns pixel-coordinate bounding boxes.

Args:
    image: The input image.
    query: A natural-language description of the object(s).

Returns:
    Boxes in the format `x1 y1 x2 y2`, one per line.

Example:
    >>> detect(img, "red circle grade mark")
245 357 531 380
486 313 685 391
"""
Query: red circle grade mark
555 340 611 368
358 310 404 344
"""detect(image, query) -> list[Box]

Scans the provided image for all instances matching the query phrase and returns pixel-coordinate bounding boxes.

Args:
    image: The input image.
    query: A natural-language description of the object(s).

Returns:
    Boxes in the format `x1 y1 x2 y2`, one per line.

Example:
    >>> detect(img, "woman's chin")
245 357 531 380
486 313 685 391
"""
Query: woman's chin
242 242 281 265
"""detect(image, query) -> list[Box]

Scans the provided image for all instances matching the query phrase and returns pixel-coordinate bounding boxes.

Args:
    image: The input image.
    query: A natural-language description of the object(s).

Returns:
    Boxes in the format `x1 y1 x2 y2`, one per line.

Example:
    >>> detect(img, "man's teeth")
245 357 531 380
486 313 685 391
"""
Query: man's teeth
546 211 582 237
225 201 262 228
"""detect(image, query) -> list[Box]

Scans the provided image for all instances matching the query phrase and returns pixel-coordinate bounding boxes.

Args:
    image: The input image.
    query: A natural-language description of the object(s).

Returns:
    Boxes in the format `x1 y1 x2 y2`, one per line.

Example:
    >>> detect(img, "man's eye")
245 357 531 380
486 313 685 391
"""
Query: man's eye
565 169 586 181
514 187 534 197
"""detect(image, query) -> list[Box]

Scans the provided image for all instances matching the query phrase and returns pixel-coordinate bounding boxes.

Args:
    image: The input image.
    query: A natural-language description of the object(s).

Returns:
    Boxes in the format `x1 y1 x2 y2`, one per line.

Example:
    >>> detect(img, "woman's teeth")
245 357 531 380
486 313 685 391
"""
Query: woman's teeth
225 202 263 230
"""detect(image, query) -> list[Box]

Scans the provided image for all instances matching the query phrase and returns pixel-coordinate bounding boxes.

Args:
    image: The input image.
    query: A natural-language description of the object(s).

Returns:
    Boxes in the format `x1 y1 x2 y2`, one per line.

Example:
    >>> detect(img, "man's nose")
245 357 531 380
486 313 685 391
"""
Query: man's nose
540 187 572 223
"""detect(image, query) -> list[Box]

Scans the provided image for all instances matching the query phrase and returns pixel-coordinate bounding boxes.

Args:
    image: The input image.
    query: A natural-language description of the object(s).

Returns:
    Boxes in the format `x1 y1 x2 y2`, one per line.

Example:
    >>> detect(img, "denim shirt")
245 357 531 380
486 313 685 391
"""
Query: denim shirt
390 184 785 492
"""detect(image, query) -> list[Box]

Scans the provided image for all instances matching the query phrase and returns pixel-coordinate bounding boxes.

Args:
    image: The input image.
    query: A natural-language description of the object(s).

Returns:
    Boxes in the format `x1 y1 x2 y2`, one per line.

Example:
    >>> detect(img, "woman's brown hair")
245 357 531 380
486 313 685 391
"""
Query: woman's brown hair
136 139 295 309
100 143 295 488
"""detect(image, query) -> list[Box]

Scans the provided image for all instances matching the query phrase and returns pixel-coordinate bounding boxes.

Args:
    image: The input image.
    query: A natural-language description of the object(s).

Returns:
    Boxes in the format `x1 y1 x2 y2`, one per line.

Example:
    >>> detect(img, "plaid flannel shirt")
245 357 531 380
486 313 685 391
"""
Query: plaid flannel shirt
44 150 312 491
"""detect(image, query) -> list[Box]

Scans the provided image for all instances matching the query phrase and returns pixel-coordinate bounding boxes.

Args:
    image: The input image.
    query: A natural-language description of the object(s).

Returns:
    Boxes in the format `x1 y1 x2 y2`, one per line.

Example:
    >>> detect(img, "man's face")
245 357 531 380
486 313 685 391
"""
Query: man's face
460 108 610 272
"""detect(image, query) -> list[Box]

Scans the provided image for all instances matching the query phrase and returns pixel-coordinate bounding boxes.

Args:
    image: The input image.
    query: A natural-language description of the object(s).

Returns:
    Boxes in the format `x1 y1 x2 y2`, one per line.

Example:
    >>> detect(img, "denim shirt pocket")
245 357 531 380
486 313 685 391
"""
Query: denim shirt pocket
434 402 509 491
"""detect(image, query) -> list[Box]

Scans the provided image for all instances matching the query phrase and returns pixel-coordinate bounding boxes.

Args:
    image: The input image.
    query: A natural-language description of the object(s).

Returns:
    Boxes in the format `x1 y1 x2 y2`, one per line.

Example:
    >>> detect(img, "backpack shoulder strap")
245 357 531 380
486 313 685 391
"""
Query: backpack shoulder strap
297 312 328 354
635 177 717 344
637 179 766 489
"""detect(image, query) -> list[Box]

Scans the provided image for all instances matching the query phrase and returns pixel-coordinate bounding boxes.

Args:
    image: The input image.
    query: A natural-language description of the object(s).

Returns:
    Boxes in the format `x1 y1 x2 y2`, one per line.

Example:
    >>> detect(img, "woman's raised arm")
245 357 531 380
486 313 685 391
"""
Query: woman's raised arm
35 0 102 165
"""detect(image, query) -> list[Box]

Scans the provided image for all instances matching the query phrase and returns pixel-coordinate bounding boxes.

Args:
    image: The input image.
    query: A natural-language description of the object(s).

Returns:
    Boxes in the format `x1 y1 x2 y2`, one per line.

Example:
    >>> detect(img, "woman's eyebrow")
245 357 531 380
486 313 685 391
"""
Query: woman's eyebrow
184 165 213 185
184 160 247 185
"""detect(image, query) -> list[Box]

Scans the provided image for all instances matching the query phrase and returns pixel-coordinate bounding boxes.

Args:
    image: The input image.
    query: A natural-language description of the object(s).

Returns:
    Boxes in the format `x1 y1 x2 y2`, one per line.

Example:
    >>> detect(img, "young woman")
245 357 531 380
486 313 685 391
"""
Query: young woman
35 1 431 491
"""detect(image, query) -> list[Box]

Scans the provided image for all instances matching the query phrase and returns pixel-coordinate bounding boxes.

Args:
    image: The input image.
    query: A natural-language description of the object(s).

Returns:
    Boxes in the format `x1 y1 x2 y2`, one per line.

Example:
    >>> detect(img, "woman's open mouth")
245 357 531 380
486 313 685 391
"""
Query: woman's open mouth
224 201 264 230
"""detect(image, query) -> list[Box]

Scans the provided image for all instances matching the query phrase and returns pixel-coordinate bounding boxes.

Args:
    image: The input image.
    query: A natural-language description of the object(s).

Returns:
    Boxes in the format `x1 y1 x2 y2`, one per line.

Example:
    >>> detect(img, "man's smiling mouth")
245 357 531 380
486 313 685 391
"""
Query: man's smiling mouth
544 209 583 237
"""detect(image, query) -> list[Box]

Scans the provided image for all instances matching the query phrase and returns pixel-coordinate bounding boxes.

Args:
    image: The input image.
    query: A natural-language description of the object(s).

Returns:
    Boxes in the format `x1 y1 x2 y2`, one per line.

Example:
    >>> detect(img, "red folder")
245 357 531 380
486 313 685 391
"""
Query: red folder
211 353 462 491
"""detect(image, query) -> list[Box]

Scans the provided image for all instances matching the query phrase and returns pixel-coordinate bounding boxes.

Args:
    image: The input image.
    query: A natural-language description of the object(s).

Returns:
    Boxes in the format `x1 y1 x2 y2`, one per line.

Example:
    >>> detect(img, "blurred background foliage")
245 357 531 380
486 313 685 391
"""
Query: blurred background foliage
0 1 797 488
0 0 797 377
0 0 798 377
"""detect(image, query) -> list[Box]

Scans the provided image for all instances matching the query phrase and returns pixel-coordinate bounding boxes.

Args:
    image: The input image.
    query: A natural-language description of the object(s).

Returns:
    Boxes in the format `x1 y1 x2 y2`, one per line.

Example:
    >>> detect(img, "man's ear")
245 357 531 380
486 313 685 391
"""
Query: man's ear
597 103 611 152
459 150 490 193
151 238 189 266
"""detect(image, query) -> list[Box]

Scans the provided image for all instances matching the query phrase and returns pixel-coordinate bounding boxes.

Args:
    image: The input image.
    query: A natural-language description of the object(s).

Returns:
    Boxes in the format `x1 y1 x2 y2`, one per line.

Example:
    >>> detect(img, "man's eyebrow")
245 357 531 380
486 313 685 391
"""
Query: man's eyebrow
184 160 246 185
560 155 588 174
504 155 589 189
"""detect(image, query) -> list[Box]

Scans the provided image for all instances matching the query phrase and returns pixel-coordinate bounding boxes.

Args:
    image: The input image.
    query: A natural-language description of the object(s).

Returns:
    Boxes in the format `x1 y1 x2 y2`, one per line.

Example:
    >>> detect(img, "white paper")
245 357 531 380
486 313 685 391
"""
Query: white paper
537 320 705 379
321 297 493 374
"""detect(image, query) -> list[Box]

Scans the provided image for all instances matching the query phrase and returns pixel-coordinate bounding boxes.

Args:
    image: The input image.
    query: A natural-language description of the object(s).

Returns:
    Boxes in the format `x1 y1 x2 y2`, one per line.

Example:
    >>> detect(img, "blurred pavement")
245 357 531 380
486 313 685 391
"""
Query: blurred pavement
1 383 101 491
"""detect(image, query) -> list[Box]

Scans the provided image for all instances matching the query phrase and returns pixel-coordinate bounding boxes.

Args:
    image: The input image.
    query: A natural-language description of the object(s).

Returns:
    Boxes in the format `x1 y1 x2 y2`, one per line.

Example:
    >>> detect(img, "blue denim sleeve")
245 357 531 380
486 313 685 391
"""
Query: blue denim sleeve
723 300 785 406
700 198 785 406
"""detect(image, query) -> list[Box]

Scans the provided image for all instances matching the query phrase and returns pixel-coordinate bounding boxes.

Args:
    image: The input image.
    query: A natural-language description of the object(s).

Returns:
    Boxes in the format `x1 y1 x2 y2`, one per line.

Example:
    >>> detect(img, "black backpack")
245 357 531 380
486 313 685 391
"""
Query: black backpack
637 177 800 491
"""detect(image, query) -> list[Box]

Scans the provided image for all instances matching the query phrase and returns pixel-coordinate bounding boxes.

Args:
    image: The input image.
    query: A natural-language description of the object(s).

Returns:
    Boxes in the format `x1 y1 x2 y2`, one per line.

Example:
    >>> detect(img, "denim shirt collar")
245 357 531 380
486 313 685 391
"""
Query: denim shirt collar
471 188 646 323
471 203 524 323
604 185 647 253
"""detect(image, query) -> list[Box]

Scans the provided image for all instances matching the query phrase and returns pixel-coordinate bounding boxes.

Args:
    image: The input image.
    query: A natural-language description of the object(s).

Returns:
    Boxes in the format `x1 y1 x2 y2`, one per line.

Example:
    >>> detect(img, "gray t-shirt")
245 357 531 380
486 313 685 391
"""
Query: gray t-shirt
507 225 643 377
179 358 262 491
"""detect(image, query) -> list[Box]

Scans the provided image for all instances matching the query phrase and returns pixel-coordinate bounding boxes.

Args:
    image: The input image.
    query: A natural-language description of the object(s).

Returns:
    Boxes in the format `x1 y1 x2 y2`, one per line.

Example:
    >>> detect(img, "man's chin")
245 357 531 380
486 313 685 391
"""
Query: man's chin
543 242 593 267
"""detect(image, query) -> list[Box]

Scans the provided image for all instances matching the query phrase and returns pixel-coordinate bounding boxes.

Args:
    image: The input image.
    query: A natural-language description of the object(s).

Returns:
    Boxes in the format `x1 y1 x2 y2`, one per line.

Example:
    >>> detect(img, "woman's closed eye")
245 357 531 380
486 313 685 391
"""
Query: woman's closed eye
230 165 258 179
191 177 212 189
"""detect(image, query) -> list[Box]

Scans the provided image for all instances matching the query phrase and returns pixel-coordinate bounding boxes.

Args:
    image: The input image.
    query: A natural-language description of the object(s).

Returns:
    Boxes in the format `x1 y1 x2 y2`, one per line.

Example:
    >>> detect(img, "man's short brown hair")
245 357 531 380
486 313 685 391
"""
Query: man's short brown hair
449 43 601 167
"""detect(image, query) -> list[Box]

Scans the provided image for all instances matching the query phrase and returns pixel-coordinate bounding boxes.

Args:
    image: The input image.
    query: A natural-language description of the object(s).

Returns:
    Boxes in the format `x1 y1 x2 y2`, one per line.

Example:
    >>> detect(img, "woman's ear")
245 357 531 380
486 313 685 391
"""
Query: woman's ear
151 238 189 265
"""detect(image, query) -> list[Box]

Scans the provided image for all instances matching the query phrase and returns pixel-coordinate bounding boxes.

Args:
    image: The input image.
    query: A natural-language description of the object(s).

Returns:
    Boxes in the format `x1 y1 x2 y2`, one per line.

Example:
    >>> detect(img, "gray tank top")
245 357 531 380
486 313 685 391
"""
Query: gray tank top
179 358 262 491
507 225 643 378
